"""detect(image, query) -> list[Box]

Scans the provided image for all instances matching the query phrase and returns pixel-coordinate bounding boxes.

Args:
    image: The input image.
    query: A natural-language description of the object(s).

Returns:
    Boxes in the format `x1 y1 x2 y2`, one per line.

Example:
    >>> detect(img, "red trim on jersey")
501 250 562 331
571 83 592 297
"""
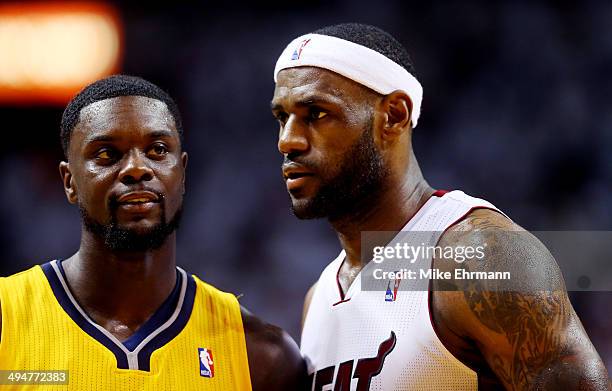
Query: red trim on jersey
333 189 449 306
335 257 346 301
426 206 498 374
332 298 352 306
432 189 450 197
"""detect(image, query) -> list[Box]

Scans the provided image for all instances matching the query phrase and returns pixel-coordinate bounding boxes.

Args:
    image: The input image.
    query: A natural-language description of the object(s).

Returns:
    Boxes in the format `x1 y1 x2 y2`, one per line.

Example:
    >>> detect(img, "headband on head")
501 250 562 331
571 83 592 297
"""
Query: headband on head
274 33 423 128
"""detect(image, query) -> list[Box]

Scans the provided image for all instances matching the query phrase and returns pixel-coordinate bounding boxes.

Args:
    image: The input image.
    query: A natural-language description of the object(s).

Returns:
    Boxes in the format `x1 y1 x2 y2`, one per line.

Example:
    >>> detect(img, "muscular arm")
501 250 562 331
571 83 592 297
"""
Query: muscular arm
432 209 610 390
241 307 308 391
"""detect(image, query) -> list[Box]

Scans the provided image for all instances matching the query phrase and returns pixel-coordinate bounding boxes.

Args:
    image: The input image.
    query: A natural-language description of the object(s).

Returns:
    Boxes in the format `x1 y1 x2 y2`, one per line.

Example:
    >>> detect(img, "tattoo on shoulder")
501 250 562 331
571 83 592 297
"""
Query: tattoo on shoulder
466 209 513 231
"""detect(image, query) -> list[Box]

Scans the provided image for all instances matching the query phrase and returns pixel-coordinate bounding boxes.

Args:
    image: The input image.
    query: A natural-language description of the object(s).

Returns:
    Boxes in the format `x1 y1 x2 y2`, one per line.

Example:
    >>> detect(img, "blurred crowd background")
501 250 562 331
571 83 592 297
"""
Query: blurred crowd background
0 1 610 371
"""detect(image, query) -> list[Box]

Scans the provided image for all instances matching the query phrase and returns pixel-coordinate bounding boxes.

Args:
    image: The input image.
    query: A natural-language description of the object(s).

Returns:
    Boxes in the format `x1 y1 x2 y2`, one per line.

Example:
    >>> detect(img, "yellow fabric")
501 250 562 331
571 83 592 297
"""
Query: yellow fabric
0 266 252 390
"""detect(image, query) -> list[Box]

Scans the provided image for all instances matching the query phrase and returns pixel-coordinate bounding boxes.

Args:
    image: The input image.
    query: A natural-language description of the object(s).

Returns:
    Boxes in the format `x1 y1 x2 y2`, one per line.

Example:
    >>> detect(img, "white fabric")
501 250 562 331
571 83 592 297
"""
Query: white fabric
301 190 504 390
274 33 423 128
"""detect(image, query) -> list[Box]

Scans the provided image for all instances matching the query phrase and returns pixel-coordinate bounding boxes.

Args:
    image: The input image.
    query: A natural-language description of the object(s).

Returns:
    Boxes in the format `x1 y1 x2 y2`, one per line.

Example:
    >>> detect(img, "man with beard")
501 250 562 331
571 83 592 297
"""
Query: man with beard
271 24 610 390
0 75 306 390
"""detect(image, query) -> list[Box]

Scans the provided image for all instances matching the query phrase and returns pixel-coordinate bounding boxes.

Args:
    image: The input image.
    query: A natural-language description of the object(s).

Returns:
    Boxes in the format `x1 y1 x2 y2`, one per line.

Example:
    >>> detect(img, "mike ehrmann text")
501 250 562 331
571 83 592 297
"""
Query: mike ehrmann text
372 268 511 280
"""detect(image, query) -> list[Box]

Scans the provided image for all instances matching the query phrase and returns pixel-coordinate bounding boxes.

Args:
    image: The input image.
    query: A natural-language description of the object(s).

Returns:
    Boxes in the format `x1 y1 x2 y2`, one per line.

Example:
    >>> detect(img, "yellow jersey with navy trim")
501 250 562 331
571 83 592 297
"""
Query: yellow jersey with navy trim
0 260 252 390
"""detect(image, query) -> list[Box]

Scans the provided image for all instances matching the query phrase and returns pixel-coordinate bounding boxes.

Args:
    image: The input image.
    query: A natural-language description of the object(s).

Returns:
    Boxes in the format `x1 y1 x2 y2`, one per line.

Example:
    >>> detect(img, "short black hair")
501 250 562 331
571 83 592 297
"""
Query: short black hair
60 74 183 158
313 23 416 76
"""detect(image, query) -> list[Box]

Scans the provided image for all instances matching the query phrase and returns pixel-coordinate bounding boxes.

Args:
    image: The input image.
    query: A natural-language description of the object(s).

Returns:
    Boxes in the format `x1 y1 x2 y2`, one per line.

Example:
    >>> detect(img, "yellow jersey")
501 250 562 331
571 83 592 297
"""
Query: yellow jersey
0 260 252 390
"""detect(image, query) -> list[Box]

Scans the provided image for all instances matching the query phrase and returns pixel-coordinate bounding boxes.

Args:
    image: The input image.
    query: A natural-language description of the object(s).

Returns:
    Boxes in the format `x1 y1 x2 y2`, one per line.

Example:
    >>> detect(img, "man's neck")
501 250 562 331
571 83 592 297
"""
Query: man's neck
332 165 433 272
61 232 178 340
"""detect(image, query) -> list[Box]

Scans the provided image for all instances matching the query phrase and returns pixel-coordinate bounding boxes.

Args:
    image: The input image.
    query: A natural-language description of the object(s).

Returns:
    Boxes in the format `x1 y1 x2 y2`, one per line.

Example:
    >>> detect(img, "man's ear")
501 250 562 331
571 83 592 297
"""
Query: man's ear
181 152 188 195
59 161 78 204
380 90 413 140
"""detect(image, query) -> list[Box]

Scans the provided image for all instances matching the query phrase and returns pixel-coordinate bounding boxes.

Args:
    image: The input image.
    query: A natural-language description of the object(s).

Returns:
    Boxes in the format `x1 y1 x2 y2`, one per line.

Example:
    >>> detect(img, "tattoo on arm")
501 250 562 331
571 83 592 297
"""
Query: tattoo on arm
454 211 571 390
464 286 567 388
450 210 609 390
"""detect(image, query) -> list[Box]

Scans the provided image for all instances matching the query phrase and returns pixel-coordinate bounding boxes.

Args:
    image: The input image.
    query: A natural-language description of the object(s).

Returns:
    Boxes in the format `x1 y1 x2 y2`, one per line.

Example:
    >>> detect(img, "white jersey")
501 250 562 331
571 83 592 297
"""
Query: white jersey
301 190 504 391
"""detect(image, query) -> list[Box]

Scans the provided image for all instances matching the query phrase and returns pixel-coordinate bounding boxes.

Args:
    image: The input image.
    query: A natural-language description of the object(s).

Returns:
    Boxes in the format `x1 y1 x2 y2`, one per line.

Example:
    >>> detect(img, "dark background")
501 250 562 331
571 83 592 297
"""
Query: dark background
0 1 610 371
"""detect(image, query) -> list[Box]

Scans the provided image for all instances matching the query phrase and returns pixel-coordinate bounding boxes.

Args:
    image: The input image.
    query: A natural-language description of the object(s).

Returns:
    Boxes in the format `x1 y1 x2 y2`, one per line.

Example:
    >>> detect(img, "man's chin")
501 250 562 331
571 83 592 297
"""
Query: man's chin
80 205 183 252
102 224 173 252
290 198 328 220
114 220 162 234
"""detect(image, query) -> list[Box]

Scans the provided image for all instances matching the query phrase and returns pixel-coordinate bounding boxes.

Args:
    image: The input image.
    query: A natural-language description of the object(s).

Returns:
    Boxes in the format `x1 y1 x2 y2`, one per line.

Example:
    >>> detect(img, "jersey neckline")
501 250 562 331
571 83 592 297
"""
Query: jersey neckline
333 189 451 304
40 259 196 371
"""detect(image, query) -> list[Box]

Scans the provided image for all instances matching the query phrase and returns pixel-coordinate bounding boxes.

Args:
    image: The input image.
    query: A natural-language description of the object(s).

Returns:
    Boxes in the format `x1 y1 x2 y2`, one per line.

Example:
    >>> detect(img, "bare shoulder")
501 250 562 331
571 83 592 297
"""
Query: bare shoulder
302 282 317 329
438 207 563 292
241 306 308 391
431 208 610 389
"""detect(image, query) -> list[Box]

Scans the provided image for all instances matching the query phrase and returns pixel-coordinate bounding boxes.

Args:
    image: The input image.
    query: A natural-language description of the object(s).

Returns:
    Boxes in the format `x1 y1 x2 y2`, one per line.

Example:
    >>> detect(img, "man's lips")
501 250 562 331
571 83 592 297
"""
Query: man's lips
113 191 161 215
283 166 315 191
116 191 160 204
282 165 314 181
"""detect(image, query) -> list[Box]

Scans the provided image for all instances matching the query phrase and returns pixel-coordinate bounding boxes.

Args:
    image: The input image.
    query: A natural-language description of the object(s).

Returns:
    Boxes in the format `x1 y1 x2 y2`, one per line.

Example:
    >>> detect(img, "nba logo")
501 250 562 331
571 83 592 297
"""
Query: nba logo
385 276 401 302
291 38 311 60
198 348 215 378
385 280 394 302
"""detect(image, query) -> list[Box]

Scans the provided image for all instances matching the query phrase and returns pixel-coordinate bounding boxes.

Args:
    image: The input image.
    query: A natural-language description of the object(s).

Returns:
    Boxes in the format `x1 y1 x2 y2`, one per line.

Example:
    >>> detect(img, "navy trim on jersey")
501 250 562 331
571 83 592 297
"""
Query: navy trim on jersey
41 261 129 368
54 261 183 351
41 260 196 371
136 274 196 371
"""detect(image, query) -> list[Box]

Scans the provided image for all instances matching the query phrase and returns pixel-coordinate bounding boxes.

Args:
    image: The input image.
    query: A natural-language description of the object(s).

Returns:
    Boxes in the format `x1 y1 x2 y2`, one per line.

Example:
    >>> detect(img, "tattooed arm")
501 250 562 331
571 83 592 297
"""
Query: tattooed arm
431 208 610 390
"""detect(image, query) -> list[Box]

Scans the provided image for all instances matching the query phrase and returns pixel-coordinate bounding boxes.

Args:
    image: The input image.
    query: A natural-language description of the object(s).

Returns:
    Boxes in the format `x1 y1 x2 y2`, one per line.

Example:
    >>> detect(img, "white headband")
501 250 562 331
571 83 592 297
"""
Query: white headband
274 33 423 128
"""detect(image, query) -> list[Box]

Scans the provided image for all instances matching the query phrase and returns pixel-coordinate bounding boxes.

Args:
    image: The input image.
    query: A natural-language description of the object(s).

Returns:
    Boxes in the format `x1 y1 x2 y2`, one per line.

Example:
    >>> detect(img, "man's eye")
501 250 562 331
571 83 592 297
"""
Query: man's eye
275 112 288 124
96 149 116 160
309 109 327 120
149 143 168 157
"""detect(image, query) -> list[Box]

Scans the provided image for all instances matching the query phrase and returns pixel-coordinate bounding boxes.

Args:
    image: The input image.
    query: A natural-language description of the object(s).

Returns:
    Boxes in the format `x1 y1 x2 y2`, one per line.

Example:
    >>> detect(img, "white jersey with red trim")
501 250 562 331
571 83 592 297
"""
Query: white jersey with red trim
301 190 505 391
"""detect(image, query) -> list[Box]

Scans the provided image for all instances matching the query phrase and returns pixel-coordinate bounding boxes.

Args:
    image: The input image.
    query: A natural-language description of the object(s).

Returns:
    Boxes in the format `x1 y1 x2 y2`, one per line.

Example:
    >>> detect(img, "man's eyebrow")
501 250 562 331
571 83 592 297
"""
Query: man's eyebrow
147 129 175 139
298 95 346 109
84 129 175 145
271 95 341 111
84 134 116 144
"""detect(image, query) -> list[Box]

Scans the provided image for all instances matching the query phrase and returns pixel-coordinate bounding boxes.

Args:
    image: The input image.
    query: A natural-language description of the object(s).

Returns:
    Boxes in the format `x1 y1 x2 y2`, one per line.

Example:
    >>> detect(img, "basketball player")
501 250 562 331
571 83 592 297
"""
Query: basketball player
271 24 610 390
0 75 306 390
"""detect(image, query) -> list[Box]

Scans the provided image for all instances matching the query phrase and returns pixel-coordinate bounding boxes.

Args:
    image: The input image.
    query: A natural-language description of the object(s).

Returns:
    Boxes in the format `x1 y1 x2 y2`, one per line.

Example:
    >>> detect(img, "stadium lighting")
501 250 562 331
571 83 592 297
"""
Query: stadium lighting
0 3 122 104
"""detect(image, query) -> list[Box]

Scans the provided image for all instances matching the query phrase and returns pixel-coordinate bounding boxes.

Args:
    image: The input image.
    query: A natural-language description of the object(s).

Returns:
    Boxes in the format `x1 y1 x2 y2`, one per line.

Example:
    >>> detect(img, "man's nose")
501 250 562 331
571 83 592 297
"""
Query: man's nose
118 150 153 185
278 115 309 155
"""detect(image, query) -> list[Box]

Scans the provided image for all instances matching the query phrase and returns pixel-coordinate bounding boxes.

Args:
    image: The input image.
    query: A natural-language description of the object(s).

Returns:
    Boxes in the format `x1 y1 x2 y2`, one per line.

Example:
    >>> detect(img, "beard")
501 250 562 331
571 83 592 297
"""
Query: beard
290 120 389 221
80 196 183 252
